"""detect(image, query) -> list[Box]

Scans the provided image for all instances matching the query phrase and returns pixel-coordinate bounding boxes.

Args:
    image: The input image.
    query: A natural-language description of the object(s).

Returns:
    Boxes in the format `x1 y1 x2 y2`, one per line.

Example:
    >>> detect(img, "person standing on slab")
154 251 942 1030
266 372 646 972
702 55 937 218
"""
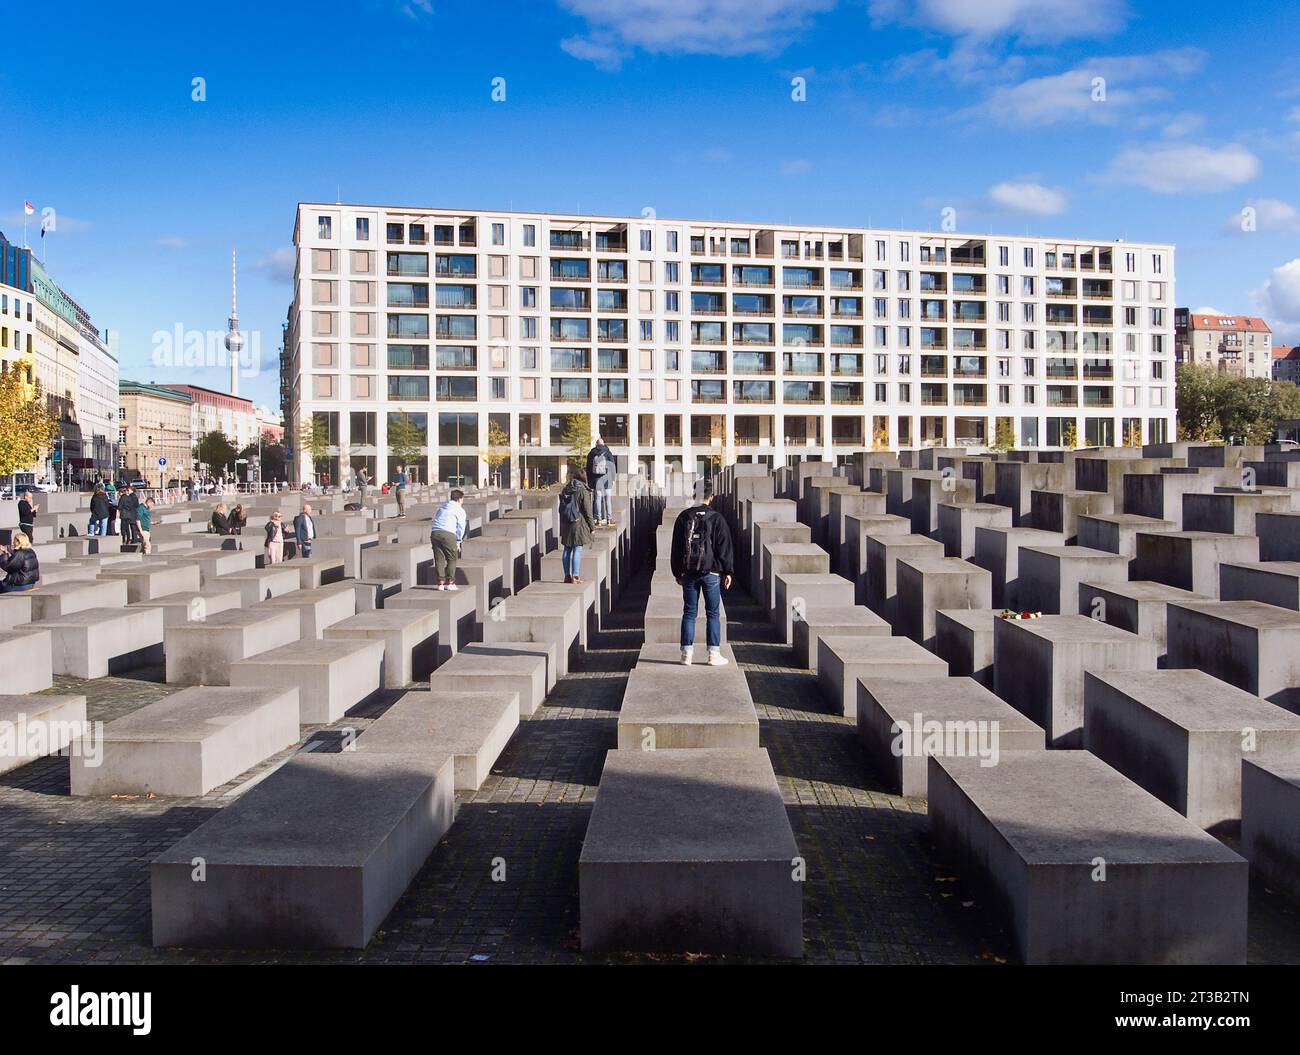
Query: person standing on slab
118 485 140 545
17 491 35 540
559 468 595 584
393 464 409 517
670 479 734 666
585 435 614 526
293 503 316 558
138 498 154 555
264 511 286 565
429 489 467 591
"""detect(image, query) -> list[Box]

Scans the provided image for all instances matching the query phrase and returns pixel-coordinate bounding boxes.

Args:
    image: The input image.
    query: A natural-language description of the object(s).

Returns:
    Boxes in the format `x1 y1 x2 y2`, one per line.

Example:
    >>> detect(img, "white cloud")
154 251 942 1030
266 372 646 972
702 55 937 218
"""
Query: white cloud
986 181 1068 216
779 158 814 176
558 0 835 69
252 248 296 284
401 0 433 19
155 235 194 250
969 49 1204 126
1192 306 1224 315
1226 198 1300 235
1100 142 1259 194
1260 259 1300 324
869 0 1129 44
1162 111 1204 137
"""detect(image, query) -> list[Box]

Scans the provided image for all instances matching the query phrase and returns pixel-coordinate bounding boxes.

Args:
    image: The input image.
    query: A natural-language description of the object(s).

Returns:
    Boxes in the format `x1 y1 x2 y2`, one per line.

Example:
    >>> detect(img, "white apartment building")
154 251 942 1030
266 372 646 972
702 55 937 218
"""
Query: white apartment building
284 204 1176 486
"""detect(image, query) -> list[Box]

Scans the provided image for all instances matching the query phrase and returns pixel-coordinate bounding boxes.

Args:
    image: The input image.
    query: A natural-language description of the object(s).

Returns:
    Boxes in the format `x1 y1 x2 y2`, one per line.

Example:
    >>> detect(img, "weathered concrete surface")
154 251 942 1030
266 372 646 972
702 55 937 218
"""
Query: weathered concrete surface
1166 599 1300 713
1083 668 1300 833
165 607 301 686
791 605 890 672
229 638 386 724
579 747 801 957
817 634 947 717
929 750 1247 964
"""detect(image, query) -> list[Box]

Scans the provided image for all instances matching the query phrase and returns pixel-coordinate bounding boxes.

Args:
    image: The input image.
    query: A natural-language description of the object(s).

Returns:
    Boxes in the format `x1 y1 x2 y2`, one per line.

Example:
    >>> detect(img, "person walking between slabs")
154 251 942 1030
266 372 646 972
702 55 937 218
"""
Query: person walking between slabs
669 479 734 666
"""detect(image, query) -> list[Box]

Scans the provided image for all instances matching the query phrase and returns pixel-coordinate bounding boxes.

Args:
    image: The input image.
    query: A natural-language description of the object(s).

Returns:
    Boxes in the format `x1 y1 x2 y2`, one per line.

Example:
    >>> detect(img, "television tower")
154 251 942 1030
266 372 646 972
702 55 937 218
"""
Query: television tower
225 248 244 397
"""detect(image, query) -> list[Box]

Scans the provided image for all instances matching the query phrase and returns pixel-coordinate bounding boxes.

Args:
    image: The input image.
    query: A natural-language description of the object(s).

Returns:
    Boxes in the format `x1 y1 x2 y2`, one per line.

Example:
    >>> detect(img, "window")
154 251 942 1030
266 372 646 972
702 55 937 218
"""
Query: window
665 291 680 312
523 224 536 247
999 246 1010 266
521 287 537 308
639 320 653 342
521 347 538 369
1023 247 1034 268
490 377 508 399
640 229 653 251
665 262 680 283
318 216 332 239
387 375 429 400
491 222 505 246
667 231 678 253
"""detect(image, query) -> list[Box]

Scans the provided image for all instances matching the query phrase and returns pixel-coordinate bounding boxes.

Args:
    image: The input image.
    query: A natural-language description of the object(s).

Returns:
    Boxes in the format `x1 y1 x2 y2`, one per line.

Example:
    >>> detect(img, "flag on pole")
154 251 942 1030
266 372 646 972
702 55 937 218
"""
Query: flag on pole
23 201 34 216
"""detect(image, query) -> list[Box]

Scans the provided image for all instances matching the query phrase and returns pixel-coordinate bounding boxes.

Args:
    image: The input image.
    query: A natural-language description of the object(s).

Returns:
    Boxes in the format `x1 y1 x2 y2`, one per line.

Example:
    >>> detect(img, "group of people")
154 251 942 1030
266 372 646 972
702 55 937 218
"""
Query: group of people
89 485 154 551
207 501 317 566
555 438 735 667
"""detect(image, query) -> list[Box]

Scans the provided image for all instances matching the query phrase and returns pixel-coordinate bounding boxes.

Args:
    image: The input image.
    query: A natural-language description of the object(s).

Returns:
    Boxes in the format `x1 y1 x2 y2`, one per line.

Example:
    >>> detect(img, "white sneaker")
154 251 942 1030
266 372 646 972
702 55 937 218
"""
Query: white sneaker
707 650 729 667
445 582 459 591
680 648 693 665
436 582 448 592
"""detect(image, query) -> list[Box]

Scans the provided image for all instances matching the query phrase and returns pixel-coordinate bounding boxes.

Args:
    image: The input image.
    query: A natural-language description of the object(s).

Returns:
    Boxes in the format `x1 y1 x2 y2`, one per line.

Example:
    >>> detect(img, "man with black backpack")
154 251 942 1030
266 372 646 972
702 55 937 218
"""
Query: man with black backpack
669 479 734 666
586 435 614 527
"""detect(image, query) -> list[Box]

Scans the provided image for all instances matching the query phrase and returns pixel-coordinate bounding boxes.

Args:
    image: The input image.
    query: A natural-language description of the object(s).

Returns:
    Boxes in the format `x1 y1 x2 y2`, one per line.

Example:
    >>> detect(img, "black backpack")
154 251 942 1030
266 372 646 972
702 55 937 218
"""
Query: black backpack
682 509 714 574
559 486 580 524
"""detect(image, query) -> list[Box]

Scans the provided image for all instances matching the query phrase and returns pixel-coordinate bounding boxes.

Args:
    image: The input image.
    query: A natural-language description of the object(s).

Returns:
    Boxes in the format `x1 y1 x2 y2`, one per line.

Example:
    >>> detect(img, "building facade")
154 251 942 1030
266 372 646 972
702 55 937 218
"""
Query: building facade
0 232 38 393
1174 311 1273 379
118 381 193 486
159 383 259 454
284 204 1178 486
1272 345 1299 384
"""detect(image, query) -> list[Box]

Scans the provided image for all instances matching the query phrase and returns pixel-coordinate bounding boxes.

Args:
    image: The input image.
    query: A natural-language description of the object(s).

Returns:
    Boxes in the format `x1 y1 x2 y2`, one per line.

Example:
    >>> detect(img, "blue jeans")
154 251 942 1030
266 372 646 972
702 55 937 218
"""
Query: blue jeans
680 572 722 649
594 482 612 523
562 545 583 578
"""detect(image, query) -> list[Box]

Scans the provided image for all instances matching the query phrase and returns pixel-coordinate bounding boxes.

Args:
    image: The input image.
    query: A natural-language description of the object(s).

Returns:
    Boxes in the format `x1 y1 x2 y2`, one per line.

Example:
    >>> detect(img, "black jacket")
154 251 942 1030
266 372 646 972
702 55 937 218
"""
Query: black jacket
669 504 734 578
264 521 284 546
1 548 39 587
118 492 140 520
559 479 595 548
90 492 111 519
586 443 614 484
18 499 34 527
209 511 230 535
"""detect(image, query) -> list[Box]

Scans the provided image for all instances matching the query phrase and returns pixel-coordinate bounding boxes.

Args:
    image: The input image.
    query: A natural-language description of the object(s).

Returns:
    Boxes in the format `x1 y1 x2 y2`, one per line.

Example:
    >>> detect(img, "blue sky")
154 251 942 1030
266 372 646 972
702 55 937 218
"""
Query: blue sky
3 0 1299 408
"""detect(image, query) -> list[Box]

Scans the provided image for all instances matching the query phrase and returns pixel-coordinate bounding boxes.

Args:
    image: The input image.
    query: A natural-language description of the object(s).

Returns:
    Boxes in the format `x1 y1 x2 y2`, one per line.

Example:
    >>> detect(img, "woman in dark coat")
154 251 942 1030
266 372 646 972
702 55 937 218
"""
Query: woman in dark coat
209 502 231 535
0 532 40 592
89 487 111 536
229 504 247 535
558 468 596 584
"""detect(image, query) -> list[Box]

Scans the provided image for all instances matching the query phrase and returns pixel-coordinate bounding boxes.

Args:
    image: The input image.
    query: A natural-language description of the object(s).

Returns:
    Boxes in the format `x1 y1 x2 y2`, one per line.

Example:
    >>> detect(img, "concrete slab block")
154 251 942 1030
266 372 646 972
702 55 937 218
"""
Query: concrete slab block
816 634 947 717
579 747 801 957
895 557 992 647
938 503 1013 559
428 648 547 716
1167 599 1300 713
324 609 440 688
30 578 129 621
216 566 302 607
39 607 165 679
70 685 299 797
993 613 1158 747
858 675 1044 796
791 605 890 672
929 751 1247 964
0 693 87 775
384 585 480 664
165 607 301 686
1017 545 1128 615
99 563 201 603
618 650 755 749
459 641 558 695
934 608 997 686
350 689 519 791
773 572 855 644
150 751 455 949
229 638 385 724
1076 580 1206 661
256 584 357 639
1084 668 1300 833
1241 759 1300 905
1219 560 1300 611
1133 531 1260 599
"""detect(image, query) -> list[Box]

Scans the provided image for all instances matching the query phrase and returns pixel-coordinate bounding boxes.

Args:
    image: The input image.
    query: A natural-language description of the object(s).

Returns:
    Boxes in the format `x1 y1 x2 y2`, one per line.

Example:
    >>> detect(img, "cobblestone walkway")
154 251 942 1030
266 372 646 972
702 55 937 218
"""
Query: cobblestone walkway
2 561 1299 964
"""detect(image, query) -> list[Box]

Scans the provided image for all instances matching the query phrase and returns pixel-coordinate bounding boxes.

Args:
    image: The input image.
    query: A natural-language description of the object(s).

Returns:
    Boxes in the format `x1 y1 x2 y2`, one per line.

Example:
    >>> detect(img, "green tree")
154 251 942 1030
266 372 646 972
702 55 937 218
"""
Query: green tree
297 415 332 480
990 417 1016 453
387 412 426 471
1061 420 1078 450
194 430 237 476
482 419 511 484
560 414 592 470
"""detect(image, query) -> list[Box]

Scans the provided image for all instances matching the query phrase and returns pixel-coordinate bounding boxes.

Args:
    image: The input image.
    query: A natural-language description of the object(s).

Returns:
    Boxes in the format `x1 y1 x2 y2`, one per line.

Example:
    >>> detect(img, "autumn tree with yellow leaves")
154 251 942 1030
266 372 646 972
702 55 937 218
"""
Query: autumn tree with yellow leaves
0 370 58 483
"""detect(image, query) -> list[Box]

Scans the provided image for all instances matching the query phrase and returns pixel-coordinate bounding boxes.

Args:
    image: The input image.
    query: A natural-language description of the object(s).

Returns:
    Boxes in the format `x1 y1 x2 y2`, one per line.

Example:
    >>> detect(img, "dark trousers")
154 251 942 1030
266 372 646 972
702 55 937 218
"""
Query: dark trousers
431 530 458 581
680 572 722 649
120 517 138 544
